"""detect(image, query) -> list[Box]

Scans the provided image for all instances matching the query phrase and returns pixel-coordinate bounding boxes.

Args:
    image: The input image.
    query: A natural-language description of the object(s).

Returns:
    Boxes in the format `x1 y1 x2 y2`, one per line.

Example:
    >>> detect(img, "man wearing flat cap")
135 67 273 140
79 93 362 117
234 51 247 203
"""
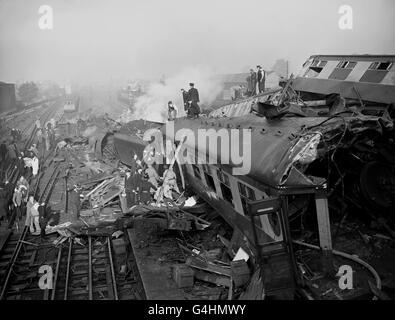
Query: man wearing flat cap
246 69 257 96
256 65 266 94
181 89 189 112
187 83 200 118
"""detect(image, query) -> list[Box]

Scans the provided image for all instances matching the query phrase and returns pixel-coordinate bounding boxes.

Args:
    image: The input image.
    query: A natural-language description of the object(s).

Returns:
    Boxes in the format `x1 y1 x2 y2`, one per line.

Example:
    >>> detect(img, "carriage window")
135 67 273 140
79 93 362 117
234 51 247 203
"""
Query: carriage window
318 61 327 68
336 61 356 69
217 170 230 186
360 61 393 83
220 183 233 206
329 61 356 80
304 60 327 78
377 62 392 70
238 182 256 214
368 61 392 71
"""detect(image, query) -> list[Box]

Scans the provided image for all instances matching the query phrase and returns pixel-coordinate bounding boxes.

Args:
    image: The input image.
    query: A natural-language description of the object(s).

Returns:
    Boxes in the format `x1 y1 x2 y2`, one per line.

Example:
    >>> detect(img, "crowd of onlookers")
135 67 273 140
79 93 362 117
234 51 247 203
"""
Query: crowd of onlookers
230 65 268 101
0 117 58 235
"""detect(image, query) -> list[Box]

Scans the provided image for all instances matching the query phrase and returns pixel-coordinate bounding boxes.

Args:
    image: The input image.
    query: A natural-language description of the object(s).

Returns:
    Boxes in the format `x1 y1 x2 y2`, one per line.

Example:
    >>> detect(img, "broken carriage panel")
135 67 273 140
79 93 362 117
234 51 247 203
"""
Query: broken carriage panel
294 54 395 104
110 54 395 299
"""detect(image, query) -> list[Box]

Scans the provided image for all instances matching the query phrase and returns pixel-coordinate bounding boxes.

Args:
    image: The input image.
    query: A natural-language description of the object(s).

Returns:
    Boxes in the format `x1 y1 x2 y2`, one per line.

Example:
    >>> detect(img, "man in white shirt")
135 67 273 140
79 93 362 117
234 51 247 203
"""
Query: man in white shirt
31 153 39 177
167 101 178 121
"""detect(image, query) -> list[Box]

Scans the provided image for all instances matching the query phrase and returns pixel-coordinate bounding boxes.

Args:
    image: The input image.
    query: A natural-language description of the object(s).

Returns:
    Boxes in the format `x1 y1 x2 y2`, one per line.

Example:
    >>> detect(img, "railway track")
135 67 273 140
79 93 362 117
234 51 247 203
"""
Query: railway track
0 99 146 300
0 231 146 300
52 236 118 300
0 156 63 299
3 99 63 183
0 158 145 300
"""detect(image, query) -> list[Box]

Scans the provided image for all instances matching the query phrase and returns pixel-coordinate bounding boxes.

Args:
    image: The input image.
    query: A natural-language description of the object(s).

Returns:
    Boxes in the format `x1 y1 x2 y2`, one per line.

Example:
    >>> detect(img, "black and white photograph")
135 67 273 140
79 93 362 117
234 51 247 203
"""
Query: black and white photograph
0 0 395 308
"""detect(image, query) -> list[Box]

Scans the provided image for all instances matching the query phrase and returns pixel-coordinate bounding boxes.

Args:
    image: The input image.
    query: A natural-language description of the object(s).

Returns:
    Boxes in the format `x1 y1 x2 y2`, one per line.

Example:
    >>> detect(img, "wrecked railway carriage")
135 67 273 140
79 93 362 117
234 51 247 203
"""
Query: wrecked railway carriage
112 55 395 299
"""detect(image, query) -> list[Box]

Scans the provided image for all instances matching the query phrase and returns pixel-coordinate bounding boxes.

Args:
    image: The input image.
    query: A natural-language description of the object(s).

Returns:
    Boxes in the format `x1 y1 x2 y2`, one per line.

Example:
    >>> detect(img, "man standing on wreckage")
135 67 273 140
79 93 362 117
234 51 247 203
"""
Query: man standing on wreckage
186 82 201 118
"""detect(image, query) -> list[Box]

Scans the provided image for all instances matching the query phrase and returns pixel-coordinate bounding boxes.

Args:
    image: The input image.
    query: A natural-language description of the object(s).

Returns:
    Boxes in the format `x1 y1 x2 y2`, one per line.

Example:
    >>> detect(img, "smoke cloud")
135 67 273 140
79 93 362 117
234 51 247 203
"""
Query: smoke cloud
131 66 224 123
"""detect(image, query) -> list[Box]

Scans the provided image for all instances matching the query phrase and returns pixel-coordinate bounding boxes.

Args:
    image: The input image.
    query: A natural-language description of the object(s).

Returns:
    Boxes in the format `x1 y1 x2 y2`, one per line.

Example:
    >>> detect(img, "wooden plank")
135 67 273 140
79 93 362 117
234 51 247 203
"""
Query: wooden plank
315 195 333 251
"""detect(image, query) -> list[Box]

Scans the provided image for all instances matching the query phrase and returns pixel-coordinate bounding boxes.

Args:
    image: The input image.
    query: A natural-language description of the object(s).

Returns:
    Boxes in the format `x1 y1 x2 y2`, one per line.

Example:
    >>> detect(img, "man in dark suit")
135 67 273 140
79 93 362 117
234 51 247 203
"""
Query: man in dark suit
246 69 257 96
187 83 200 118
181 89 189 112
257 65 266 94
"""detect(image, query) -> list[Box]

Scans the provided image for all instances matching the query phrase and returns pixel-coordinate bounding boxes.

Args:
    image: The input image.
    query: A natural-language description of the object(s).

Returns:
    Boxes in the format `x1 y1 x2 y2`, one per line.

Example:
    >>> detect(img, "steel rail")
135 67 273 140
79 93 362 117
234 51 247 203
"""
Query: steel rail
0 100 64 300
63 238 73 300
88 236 93 300
0 226 29 300
107 237 119 300
1 159 61 299
51 245 63 300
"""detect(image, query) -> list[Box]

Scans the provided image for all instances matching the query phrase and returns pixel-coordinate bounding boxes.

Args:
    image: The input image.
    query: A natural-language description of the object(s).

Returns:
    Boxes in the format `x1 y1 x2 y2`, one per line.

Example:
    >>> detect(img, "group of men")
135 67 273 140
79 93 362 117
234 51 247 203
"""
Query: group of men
35 116 56 155
124 154 180 209
0 135 40 183
0 175 46 235
246 65 266 96
0 114 59 234
167 82 201 121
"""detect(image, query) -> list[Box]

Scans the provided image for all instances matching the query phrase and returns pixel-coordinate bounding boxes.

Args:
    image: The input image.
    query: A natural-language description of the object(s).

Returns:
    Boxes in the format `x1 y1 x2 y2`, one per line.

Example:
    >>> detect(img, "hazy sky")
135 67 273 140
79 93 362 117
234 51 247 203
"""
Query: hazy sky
0 0 394 84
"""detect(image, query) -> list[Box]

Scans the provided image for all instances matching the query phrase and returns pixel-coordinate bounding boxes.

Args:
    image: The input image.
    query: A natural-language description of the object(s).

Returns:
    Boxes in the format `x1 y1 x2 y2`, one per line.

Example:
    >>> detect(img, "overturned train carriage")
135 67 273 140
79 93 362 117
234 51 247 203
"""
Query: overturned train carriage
112 54 395 298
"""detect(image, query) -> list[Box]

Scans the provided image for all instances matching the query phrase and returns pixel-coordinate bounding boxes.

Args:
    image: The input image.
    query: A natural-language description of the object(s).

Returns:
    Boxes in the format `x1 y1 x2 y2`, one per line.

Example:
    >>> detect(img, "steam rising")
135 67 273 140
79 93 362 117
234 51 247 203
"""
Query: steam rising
127 66 224 123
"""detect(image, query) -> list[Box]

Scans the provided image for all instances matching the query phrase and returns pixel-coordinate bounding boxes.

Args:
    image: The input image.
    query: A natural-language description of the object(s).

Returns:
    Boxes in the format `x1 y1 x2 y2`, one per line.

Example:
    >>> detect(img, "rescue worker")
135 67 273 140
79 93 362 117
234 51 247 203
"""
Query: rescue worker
16 129 22 141
68 185 81 220
55 140 70 153
257 65 266 94
35 116 41 130
0 139 7 165
0 183 6 226
17 152 27 178
7 142 18 161
146 164 160 189
12 186 24 221
25 194 34 230
28 144 39 157
167 101 178 121
162 165 180 199
38 202 48 238
4 180 14 220
17 176 29 201
11 128 18 142
47 122 55 149
140 173 153 204
246 69 257 96
50 118 56 129
29 196 41 235
31 152 39 177
134 168 143 204
36 128 44 154
24 152 38 179
125 170 134 207
187 83 200 118
17 175 29 189
44 127 50 151
181 89 189 112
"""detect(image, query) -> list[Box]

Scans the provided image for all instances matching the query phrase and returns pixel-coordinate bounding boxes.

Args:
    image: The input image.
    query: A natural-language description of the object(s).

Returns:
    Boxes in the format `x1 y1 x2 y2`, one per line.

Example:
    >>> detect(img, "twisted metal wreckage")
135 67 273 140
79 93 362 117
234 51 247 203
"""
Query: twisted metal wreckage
109 55 395 299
